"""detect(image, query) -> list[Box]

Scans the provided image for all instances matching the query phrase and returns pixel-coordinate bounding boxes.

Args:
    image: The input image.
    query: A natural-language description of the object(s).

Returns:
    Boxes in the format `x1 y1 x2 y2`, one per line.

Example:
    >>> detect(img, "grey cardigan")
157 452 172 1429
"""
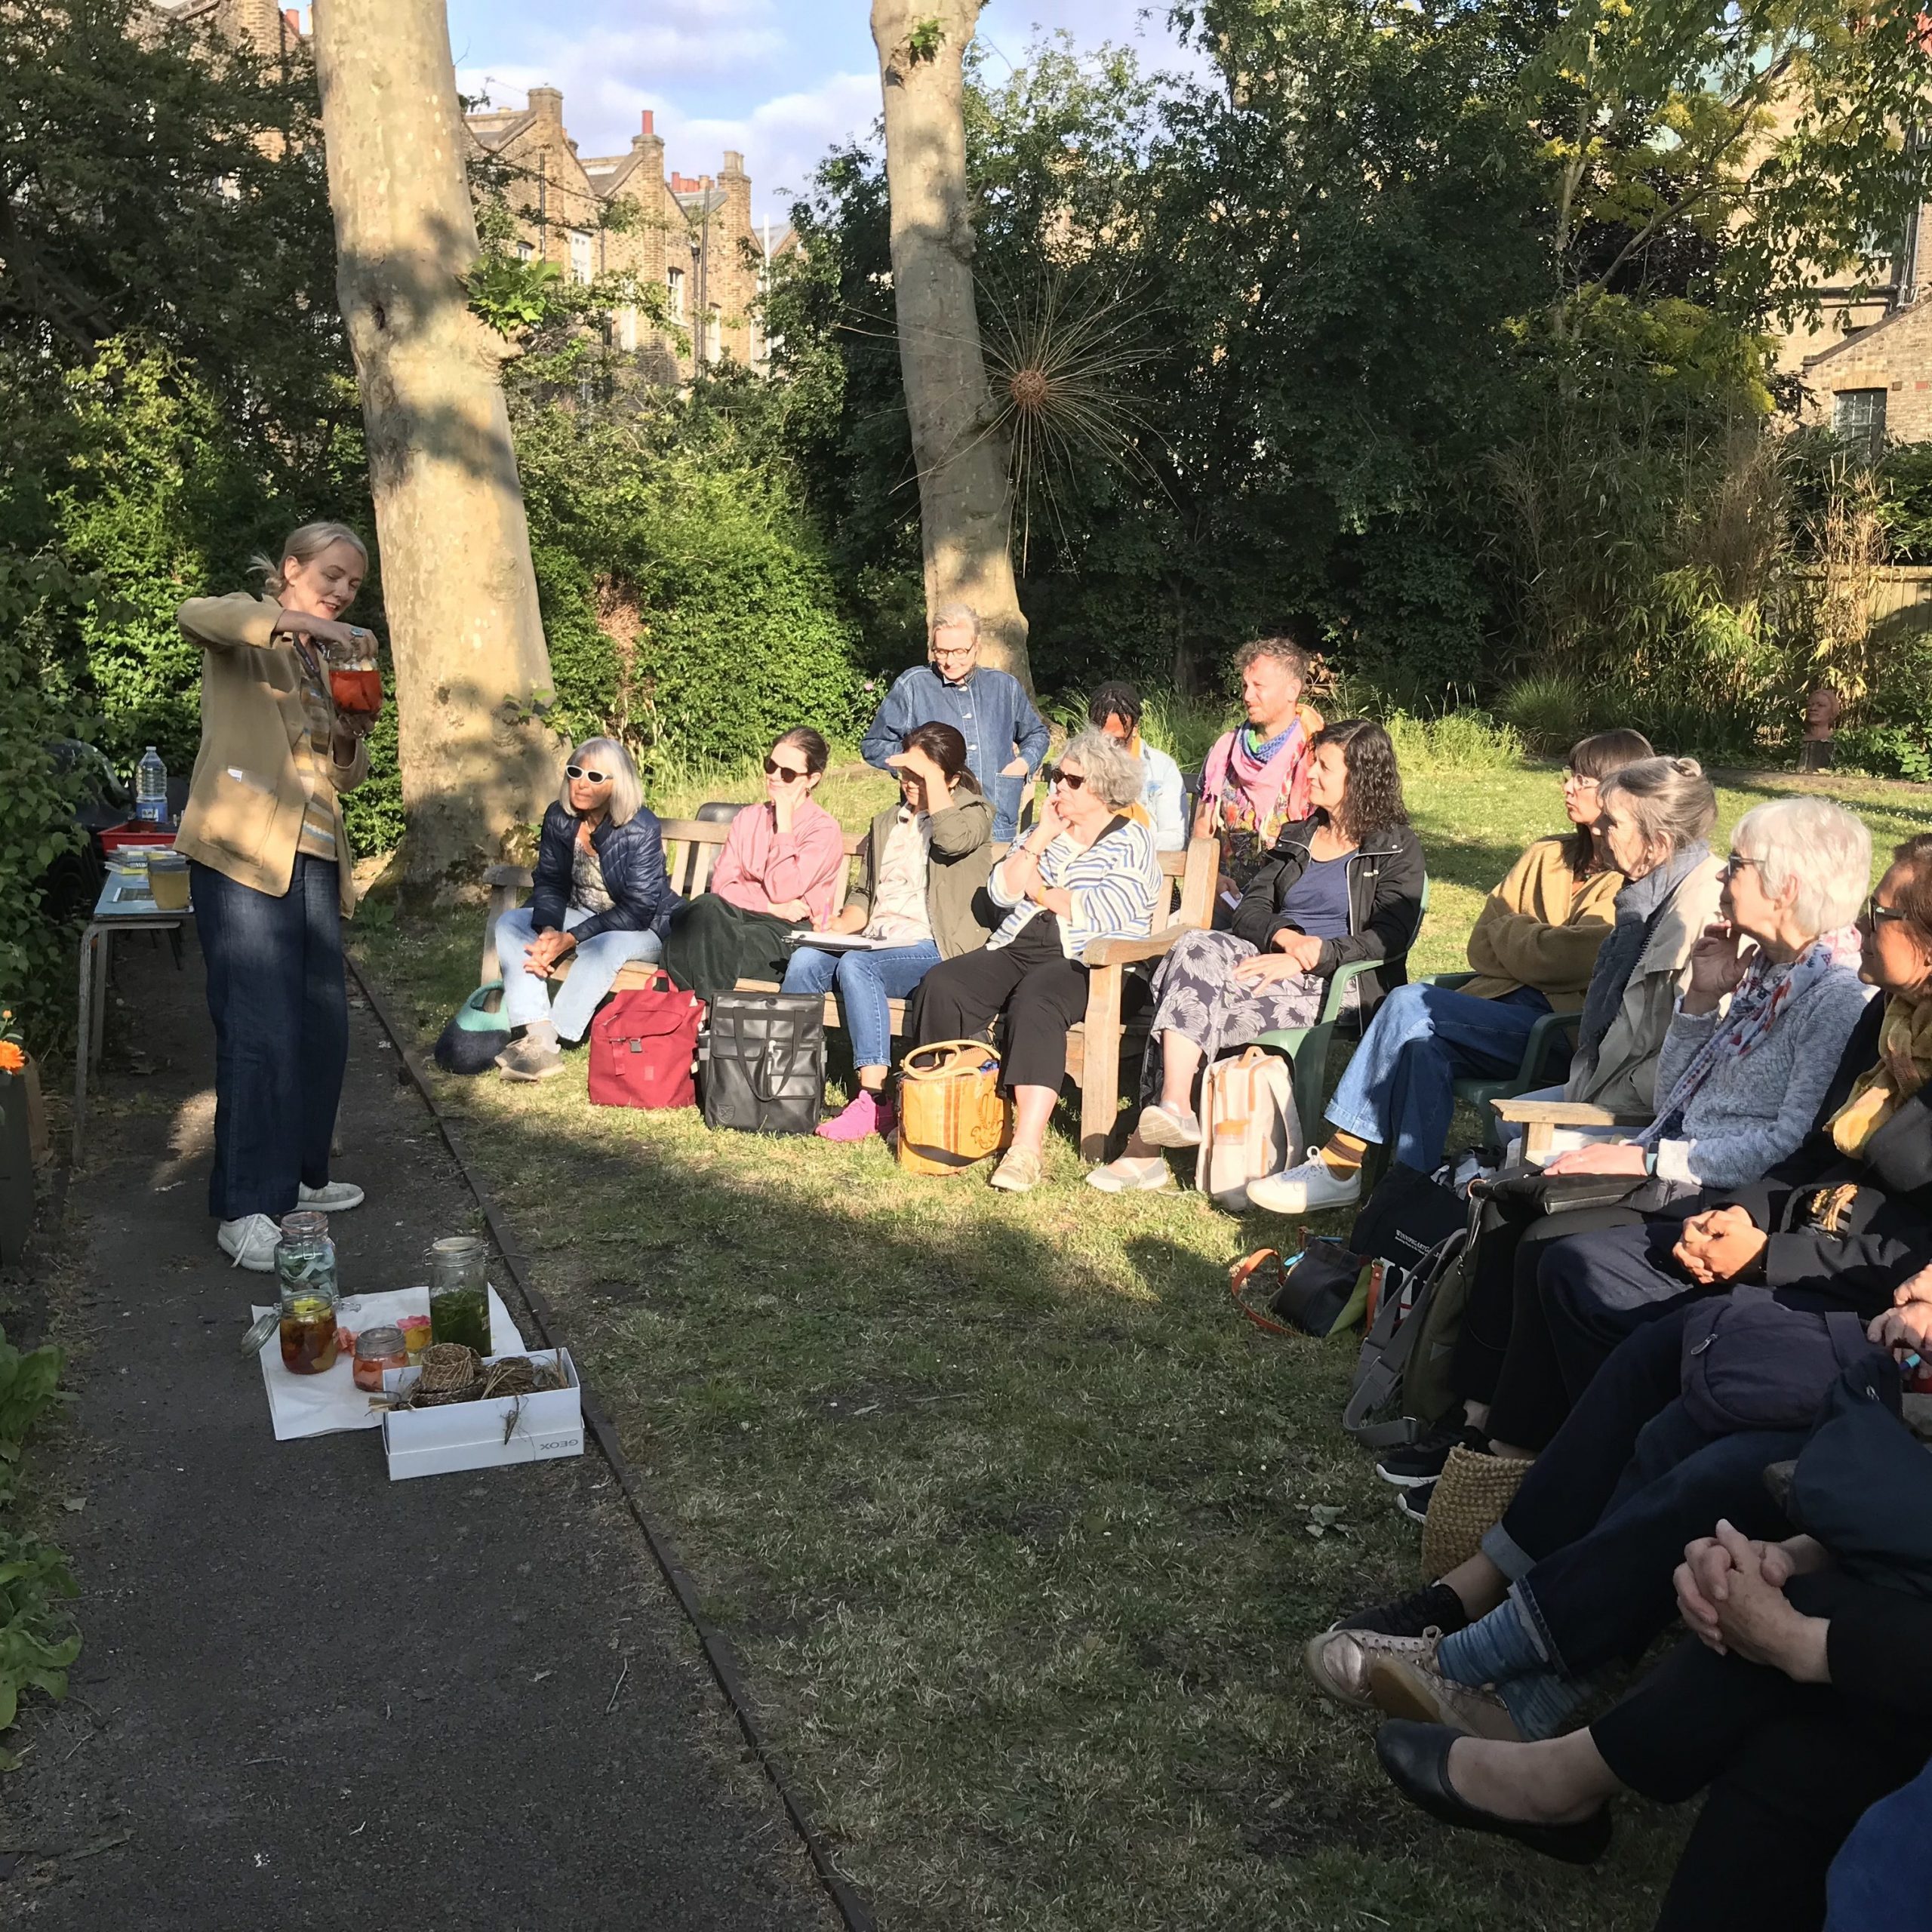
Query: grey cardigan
1649 968 1876 1188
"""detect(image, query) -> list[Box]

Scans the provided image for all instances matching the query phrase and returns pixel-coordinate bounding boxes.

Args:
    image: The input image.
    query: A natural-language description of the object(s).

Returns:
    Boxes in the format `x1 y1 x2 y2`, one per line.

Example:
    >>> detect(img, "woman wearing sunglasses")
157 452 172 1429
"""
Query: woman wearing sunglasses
494 737 678 1079
662 728 845 1004
906 728 1163 1191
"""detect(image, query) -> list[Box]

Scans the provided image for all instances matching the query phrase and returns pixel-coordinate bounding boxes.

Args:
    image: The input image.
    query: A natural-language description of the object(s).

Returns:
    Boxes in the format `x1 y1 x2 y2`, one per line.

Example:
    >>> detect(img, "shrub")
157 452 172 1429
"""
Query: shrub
1500 672 1595 752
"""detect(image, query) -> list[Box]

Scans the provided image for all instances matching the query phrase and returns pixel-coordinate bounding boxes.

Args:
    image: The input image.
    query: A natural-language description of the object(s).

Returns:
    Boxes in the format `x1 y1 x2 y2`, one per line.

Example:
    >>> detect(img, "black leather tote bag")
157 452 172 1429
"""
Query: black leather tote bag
701 992 826 1134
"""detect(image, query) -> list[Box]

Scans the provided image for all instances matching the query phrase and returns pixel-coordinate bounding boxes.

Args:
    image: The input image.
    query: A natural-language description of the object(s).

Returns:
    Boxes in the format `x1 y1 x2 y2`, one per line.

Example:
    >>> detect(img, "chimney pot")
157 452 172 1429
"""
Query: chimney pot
641 109 656 136
722 149 746 175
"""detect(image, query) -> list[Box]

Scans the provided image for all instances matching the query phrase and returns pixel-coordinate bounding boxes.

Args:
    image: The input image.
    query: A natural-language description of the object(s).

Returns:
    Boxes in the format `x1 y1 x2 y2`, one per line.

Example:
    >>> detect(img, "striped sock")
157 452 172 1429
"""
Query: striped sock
1318 1131 1369 1176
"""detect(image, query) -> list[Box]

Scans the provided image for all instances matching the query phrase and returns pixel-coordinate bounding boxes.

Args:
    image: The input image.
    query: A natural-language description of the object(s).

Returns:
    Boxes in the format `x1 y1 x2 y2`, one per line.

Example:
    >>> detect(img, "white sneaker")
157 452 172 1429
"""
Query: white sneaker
1137 1103 1201 1149
1246 1155 1362 1215
298 1180 365 1213
1084 1155 1177 1194
217 1213 281 1272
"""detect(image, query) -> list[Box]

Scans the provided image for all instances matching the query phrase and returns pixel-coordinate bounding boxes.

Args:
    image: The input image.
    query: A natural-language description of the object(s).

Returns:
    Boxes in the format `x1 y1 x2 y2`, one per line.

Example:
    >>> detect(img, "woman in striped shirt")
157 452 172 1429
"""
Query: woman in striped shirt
907 728 1163 1192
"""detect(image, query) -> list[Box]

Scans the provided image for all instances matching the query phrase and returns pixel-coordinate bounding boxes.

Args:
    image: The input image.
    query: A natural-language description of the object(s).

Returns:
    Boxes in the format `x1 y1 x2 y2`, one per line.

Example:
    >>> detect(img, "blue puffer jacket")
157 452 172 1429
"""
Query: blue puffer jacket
526 801 681 943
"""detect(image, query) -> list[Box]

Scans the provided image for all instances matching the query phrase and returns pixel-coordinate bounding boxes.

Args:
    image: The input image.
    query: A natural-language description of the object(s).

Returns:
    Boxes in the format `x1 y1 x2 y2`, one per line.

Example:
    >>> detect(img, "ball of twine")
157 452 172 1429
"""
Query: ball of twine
414 1341 481 1405
1008 367 1051 411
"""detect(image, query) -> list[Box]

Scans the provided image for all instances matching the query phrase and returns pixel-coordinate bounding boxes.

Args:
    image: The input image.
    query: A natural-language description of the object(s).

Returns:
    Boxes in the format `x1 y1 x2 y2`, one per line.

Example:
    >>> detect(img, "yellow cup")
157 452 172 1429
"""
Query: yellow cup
149 854 190 912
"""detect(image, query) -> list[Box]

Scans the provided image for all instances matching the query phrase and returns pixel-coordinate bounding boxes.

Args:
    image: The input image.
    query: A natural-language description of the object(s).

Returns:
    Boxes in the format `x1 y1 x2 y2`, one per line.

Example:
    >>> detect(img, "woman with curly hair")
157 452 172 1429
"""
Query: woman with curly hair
1091 719 1425 1192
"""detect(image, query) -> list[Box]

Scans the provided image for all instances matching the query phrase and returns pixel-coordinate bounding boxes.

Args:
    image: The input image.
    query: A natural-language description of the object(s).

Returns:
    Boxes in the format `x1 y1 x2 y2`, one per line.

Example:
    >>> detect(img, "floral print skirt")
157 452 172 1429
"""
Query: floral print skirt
1138 928 1328 1104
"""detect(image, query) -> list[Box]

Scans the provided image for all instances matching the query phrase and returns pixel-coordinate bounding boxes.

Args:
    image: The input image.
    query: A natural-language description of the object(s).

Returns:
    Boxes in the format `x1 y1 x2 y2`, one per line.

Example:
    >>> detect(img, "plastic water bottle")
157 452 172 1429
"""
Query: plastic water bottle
135 746 168 826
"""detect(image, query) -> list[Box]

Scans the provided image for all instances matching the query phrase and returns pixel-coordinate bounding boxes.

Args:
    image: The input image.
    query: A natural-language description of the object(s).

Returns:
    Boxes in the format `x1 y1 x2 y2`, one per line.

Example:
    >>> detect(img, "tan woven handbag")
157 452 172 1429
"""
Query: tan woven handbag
1420 1444 1531 1579
896 1039 1013 1177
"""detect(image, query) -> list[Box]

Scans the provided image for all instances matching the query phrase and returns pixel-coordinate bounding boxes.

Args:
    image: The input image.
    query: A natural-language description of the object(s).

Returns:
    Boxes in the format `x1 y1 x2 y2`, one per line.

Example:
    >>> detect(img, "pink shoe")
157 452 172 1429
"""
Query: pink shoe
817 1091 884 1142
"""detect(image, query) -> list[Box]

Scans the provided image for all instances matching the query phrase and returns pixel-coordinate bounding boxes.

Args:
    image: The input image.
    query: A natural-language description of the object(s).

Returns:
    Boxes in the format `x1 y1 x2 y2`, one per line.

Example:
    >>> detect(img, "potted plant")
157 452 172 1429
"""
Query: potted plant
0 1008 33 1266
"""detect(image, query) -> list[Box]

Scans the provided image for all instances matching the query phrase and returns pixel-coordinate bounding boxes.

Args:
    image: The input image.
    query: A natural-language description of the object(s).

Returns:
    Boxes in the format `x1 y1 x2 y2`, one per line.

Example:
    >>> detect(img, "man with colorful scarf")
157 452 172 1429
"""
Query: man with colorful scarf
1196 637 1325 914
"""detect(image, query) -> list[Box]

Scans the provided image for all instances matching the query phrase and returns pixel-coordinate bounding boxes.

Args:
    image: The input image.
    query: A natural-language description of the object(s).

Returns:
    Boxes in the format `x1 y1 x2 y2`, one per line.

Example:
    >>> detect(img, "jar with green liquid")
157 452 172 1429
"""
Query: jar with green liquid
427 1235 492 1355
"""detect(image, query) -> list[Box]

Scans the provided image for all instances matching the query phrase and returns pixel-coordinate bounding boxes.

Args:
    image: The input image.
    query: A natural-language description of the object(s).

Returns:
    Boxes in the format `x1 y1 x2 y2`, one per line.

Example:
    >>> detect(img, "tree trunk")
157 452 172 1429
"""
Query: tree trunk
310 0 556 885
869 0 1032 688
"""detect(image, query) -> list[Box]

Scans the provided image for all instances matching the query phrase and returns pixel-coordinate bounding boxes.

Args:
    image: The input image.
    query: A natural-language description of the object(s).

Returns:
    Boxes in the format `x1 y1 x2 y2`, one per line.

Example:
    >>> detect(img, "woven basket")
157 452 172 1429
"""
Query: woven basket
1420 1445 1531 1580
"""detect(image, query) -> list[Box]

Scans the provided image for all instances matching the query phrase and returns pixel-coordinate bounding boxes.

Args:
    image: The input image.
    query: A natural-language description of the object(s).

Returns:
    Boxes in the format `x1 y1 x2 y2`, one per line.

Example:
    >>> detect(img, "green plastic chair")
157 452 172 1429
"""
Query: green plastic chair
1255 877 1430 1146
1421 971 1582 1150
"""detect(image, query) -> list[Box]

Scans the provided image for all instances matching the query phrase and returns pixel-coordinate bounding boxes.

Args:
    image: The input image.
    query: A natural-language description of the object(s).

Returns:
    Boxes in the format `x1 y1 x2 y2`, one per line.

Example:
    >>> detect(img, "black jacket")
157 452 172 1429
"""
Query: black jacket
1229 816 1427 1020
527 801 681 946
1713 1000 1932 1318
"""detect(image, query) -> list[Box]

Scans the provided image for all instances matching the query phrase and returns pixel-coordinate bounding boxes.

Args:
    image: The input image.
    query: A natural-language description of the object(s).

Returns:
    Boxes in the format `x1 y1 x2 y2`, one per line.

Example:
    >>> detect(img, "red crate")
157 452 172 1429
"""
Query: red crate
98 820 178 854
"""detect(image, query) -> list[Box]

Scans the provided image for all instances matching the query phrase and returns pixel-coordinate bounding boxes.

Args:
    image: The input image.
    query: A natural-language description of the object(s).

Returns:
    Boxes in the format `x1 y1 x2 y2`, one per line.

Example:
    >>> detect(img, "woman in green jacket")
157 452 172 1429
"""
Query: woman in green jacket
782 721 996 1142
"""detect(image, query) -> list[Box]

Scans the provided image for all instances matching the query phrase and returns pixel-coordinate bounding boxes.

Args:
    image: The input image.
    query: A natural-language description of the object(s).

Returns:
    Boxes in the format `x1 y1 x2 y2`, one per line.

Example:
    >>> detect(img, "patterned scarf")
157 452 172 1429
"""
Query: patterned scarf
1830 993 1932 1156
1202 712 1318 888
1636 924 1865 1146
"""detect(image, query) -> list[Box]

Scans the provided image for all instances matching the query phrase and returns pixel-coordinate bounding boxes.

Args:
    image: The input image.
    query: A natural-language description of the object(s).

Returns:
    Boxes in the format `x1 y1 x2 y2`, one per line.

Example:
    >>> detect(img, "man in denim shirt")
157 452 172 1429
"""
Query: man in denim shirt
861 604 1050 842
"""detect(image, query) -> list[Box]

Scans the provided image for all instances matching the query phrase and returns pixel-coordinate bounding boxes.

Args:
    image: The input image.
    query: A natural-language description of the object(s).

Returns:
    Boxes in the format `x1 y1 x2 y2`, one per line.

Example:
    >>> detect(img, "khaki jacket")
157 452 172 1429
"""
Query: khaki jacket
1566 853 1725 1118
843 795 997 959
1461 835 1623 1013
172 592 370 917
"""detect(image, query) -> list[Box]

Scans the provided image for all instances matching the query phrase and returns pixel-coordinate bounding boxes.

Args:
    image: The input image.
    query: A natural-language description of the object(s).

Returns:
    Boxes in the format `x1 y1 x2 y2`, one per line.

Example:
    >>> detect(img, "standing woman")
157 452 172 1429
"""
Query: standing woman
174 522 377 1269
662 728 847 1004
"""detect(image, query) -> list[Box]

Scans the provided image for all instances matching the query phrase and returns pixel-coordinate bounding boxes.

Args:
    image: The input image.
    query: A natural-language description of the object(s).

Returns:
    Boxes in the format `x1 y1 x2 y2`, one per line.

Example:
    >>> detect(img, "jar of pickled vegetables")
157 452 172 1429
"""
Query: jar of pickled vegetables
427 1235 492 1355
276 1211 340 1375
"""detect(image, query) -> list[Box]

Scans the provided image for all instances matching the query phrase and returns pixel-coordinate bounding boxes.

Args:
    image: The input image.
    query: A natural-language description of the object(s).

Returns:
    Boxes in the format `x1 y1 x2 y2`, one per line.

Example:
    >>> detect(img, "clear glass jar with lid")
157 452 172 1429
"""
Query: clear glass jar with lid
275 1210 340 1374
426 1235 492 1355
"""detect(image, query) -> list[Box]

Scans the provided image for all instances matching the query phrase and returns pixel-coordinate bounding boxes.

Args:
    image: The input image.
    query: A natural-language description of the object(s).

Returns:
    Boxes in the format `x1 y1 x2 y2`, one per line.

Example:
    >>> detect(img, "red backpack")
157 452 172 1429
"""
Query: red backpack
588 975 703 1110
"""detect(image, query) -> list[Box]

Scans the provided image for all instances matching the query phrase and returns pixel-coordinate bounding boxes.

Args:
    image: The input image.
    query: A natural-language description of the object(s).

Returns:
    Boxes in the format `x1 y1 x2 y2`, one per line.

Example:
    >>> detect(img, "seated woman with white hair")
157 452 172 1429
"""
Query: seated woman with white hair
1469 794 1879 1457
494 737 679 1081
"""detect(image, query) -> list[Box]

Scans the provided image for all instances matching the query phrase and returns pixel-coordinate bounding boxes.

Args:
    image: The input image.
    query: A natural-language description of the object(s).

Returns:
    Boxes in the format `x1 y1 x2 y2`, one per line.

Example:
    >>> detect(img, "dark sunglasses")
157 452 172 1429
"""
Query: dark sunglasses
1867 897 1909 926
565 764 610 785
1048 768 1087 790
764 756 811 782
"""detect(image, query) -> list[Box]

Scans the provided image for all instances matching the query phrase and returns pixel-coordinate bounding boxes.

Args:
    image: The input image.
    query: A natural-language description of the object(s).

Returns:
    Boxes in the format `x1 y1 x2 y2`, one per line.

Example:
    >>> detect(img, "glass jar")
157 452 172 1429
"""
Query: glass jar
427 1235 492 1355
276 1211 340 1375
352 1324 409 1392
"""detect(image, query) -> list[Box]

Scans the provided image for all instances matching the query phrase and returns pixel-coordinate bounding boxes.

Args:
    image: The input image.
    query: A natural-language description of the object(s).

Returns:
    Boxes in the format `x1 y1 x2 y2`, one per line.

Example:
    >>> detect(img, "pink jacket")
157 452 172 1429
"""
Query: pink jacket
709 798 845 926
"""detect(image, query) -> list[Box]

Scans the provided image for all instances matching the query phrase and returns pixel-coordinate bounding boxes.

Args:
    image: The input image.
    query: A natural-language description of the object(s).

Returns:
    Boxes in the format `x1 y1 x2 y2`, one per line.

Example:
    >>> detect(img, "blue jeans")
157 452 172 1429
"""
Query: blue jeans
781 939 941 1071
496 905 663 1042
1324 980 1555 1169
190 854 346 1223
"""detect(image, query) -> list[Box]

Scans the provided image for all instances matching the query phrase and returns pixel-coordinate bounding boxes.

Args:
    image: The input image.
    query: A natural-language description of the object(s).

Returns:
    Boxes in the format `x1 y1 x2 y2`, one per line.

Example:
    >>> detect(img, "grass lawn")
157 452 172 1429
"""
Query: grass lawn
352 758 1932 1931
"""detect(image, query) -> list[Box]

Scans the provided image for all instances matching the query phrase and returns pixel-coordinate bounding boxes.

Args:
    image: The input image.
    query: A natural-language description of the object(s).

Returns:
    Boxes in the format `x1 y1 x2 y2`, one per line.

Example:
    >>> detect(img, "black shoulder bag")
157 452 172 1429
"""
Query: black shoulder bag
700 992 826 1134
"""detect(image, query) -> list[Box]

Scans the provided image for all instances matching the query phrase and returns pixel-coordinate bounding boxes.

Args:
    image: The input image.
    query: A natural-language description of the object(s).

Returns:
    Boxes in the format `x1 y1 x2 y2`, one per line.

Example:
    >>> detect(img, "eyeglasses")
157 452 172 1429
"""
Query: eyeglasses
764 757 810 783
1718 854 1760 880
1560 770 1601 789
1867 897 1909 927
1049 768 1088 791
565 764 610 785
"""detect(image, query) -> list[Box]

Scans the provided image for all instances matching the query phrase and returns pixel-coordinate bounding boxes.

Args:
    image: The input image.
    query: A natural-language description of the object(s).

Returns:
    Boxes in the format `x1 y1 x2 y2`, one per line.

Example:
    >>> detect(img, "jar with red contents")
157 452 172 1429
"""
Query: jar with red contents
352 1324 409 1392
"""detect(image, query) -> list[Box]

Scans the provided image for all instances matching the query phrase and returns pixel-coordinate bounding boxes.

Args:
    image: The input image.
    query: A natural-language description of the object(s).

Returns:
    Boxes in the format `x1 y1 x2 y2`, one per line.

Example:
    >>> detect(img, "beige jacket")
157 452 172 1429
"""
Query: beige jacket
1565 853 1726 1118
172 592 370 917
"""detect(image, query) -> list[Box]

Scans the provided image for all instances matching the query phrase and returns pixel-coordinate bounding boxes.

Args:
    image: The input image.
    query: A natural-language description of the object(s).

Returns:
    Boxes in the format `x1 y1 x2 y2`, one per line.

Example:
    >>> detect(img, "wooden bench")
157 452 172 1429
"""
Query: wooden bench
480 819 1220 1158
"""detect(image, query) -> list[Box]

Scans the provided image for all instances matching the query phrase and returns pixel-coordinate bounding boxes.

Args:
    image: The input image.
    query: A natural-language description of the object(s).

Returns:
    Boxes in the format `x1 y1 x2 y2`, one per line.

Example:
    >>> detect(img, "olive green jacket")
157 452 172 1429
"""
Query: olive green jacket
843 795 997 959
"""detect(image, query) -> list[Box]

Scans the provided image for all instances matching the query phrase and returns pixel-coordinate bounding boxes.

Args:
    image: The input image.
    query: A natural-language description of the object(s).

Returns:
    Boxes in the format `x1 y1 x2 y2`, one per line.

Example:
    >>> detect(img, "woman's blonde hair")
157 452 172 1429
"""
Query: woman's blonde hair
561 737 644 827
250 521 369 598
1599 755 1717 857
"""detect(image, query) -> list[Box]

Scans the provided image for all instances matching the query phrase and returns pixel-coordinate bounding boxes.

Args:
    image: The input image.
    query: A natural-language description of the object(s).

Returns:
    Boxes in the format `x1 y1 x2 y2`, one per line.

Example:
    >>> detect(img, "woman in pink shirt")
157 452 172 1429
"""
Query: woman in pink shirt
663 728 847 1002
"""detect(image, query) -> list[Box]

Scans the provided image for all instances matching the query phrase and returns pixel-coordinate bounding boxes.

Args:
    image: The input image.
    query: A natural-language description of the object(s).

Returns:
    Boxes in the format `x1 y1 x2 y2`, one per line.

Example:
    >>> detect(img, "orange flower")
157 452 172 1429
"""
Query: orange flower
0 1041 25 1074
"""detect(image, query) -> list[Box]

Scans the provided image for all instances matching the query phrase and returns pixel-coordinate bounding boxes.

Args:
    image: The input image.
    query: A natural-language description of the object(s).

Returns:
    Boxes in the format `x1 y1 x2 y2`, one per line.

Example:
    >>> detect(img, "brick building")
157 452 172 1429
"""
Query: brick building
466 89 774 380
1788 202 1932 457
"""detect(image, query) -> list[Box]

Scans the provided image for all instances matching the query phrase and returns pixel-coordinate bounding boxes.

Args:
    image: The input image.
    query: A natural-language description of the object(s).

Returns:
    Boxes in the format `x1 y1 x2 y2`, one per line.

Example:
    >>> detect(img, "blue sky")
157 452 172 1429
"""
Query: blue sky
442 0 1200 229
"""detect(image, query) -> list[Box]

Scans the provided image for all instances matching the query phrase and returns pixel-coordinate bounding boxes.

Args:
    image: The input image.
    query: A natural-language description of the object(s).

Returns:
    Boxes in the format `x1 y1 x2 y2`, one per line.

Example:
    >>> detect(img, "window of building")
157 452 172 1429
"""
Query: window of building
619 306 638 353
705 305 722 362
1832 387 1887 461
515 240 534 262
666 266 685 321
568 230 593 285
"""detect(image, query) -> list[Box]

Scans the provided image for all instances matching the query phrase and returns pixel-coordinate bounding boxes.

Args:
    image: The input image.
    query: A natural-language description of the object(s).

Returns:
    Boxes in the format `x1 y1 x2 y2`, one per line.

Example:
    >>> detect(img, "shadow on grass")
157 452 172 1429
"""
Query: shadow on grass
349 898 1687 1932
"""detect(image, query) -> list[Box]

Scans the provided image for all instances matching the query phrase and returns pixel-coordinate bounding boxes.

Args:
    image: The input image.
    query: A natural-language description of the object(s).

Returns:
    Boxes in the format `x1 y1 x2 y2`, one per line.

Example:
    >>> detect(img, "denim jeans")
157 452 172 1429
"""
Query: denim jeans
190 854 347 1223
495 905 663 1042
780 938 940 1070
1483 1306 1803 1680
1324 980 1555 1170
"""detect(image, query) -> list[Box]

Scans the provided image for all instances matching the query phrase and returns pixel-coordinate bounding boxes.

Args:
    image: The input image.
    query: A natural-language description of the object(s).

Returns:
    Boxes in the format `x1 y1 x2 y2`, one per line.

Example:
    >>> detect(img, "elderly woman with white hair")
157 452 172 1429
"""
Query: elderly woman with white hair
1470 794 1879 1456
906 728 1163 1191
494 737 679 1081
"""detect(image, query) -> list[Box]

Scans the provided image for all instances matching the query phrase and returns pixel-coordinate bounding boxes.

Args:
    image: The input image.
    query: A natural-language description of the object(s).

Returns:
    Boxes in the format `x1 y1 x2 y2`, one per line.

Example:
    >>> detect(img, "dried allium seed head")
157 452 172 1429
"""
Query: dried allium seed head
1009 368 1051 411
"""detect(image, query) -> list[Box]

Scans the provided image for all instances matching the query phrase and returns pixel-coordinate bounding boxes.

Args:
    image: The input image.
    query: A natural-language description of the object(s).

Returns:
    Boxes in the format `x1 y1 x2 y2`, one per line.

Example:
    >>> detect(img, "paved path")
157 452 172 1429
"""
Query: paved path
0 931 834 1931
